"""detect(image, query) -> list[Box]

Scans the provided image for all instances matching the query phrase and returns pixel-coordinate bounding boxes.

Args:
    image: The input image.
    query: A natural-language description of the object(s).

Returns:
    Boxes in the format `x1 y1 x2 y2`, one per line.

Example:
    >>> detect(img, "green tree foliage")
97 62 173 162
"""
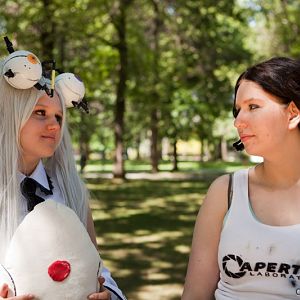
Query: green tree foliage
0 0 270 174
156 0 252 161
242 0 300 58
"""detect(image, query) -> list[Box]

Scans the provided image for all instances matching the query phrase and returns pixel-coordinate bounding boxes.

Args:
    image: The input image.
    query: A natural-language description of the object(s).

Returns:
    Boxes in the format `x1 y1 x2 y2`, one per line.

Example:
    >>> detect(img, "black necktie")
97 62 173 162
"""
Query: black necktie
20 176 53 212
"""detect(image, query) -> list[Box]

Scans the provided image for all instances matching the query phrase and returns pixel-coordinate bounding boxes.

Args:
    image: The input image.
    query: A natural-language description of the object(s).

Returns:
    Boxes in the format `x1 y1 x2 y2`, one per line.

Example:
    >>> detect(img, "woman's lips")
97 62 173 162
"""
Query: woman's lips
42 135 56 142
240 135 254 143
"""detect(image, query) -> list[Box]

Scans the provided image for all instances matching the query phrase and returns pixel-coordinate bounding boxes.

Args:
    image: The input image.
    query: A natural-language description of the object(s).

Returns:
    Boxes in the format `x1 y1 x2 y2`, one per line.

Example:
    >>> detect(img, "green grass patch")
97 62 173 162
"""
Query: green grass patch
87 172 224 299
85 160 252 299
83 159 254 173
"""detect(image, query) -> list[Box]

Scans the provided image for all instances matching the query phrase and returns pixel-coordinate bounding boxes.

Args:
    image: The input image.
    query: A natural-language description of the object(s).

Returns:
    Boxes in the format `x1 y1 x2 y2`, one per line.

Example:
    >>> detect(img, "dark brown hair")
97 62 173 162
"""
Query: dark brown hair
233 57 300 117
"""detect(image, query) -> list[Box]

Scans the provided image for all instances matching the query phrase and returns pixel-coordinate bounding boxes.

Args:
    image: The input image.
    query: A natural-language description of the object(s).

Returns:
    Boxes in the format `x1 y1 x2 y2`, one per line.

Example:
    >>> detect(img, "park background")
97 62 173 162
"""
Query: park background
0 0 299 299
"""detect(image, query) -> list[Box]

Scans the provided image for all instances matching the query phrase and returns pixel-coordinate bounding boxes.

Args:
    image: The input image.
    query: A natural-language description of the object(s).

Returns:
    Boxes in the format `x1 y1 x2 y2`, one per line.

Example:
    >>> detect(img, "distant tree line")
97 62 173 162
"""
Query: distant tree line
0 0 299 177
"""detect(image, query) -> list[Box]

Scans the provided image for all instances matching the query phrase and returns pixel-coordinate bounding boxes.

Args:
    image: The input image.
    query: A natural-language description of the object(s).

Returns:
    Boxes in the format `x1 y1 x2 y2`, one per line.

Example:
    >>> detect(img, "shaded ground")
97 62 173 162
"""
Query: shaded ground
85 164 250 299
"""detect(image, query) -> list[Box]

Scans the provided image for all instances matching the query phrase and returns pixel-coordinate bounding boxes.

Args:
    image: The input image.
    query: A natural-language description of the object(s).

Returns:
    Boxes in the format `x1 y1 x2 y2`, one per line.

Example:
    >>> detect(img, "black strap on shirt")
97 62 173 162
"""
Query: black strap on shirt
227 173 233 210
20 176 53 212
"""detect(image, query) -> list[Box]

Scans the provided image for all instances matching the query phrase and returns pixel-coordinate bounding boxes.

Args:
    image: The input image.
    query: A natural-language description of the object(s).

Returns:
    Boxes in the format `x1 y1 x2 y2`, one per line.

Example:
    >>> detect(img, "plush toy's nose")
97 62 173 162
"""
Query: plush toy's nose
48 260 71 282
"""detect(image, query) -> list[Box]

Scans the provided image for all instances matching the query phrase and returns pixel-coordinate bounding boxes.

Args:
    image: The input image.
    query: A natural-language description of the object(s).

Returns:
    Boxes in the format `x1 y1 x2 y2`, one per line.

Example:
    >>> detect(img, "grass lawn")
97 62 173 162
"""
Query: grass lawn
85 160 252 299
83 159 251 173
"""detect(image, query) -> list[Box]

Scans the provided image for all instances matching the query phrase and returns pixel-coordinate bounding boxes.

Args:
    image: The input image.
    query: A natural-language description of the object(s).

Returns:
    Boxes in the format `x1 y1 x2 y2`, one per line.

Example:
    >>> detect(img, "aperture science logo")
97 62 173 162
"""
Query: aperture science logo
223 254 246 278
222 254 300 280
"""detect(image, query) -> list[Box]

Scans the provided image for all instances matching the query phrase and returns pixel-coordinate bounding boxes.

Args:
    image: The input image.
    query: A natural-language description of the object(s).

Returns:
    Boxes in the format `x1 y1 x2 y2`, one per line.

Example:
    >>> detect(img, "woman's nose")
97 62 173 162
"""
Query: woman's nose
234 111 247 129
233 115 247 129
47 118 60 131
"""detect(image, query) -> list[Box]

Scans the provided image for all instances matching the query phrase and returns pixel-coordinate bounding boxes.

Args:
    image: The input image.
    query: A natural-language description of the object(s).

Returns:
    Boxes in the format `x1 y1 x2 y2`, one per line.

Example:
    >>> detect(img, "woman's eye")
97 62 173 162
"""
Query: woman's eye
249 104 259 110
35 110 46 116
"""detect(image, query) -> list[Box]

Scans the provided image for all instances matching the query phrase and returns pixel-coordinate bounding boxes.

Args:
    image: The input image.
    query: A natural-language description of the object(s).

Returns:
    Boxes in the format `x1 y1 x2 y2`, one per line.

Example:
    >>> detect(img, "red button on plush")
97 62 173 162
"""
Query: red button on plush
48 260 71 281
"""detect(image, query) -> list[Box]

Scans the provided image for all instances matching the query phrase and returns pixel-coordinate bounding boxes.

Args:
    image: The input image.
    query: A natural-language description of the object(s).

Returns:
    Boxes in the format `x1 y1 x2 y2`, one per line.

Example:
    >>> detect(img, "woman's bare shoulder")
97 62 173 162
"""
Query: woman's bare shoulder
200 174 231 216
210 173 230 187
207 174 230 198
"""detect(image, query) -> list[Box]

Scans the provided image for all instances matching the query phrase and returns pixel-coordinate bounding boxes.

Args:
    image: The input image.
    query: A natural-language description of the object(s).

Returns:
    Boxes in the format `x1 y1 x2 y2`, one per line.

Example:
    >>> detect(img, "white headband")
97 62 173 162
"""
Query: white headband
2 37 88 113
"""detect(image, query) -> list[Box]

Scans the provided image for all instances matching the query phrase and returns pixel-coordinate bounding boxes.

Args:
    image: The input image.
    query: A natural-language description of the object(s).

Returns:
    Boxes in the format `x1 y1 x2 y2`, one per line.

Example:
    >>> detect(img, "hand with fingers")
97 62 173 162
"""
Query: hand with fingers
87 276 111 300
0 284 35 300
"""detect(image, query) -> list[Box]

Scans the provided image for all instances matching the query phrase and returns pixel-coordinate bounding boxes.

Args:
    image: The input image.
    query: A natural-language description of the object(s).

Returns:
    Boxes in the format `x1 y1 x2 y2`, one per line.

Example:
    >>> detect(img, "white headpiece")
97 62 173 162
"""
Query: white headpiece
2 36 88 113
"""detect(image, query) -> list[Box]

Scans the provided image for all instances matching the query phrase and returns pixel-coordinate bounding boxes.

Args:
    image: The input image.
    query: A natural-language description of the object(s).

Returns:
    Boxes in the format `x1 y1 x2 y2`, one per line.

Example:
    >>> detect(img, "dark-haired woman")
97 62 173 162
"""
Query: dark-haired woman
182 57 300 299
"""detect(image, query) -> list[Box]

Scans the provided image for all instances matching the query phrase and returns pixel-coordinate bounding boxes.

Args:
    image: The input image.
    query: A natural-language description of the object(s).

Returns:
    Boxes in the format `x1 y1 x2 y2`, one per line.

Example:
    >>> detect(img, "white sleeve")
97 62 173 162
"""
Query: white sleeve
102 266 127 300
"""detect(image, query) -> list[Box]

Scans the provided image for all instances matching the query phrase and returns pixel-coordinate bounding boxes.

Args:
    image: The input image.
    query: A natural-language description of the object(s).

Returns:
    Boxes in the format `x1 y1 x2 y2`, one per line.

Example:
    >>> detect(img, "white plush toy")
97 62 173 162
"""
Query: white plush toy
0 200 102 299
55 73 85 108
2 50 42 89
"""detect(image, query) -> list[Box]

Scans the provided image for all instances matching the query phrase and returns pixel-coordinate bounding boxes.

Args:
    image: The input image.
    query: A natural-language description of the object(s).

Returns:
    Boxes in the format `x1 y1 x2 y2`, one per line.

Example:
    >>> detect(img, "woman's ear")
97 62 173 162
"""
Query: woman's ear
288 101 300 130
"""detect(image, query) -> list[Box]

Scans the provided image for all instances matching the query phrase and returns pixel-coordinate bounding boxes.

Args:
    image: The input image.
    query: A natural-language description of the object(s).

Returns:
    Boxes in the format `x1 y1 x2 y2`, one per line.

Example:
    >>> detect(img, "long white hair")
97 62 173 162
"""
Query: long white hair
0 68 88 261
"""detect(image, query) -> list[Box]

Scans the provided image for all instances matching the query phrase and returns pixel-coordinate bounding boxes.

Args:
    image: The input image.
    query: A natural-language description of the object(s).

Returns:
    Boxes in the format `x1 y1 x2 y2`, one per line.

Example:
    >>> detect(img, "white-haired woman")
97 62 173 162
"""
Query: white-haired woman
0 44 126 300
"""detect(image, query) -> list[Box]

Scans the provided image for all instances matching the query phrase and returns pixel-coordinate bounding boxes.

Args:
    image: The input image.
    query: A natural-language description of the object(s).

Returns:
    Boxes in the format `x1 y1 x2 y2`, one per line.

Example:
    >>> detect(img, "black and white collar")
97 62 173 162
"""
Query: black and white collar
18 160 53 194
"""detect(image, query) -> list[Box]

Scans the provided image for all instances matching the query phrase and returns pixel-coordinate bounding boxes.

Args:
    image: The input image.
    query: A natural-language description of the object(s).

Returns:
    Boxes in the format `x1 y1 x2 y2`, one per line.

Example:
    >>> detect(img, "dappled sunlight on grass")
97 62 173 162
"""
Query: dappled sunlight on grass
88 176 218 299
80 160 250 299
175 245 190 254
134 283 183 300
83 159 253 174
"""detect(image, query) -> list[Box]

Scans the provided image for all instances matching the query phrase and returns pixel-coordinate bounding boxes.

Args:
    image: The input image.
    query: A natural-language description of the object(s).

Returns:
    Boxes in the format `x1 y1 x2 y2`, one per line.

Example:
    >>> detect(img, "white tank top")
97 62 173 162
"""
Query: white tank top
215 169 300 300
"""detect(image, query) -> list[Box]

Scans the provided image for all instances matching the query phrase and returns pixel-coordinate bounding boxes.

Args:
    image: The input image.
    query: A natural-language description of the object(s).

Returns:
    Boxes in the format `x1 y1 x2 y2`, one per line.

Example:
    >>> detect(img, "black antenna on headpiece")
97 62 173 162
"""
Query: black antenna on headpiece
233 139 244 151
72 99 89 114
4 36 15 53
34 81 51 95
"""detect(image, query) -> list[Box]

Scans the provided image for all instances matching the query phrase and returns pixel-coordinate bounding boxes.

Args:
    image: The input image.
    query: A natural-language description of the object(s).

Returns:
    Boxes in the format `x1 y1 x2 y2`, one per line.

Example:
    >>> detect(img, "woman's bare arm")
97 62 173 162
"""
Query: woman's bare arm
182 174 229 300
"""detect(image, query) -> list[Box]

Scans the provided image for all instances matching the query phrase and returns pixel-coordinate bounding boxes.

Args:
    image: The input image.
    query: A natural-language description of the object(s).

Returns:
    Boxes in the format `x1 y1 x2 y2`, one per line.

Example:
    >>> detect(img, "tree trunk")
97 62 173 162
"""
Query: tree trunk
150 0 161 173
172 139 178 171
58 31 66 70
78 113 91 174
150 108 159 172
199 136 204 162
40 0 55 60
79 141 90 174
220 136 228 161
100 149 106 161
136 136 141 160
112 2 129 179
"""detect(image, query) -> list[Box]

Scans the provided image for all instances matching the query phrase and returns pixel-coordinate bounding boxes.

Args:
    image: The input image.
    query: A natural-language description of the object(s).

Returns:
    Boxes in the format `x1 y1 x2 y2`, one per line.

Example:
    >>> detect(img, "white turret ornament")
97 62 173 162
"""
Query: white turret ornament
0 201 102 299
2 50 42 89
55 73 88 113
2 36 89 113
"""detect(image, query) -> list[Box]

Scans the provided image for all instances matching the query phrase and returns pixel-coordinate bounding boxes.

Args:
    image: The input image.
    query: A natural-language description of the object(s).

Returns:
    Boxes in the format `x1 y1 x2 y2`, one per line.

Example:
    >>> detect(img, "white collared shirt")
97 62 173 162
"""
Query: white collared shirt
18 160 65 220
